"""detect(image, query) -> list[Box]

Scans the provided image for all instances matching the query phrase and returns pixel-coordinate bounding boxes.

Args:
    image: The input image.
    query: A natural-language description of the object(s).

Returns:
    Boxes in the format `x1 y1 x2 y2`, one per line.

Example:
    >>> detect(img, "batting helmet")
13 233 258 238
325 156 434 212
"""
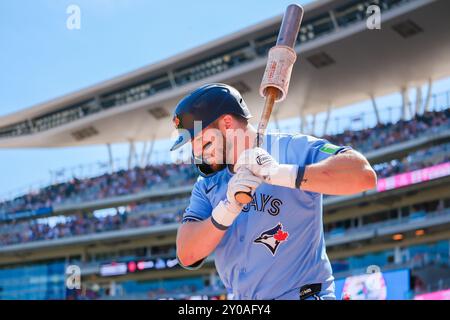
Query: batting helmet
170 83 252 177
170 83 252 151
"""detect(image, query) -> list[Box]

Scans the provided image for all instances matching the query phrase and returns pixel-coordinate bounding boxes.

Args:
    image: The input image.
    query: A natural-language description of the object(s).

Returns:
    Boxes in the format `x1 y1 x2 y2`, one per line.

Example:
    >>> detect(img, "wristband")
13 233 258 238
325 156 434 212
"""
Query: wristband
210 216 229 231
211 200 240 230
266 164 298 189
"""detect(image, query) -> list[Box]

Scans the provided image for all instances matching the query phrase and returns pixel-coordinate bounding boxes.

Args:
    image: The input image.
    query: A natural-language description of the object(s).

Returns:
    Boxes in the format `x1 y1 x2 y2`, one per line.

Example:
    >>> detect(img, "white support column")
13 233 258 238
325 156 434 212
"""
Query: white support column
401 88 406 121
273 112 280 132
167 70 177 88
134 142 139 168
298 103 306 133
106 143 114 173
409 98 414 120
311 113 316 136
81 250 87 263
394 246 402 264
299 110 305 133
209 272 216 289
370 95 381 124
323 106 332 136
145 136 156 166
415 86 422 116
447 91 450 109
423 79 433 113
401 87 410 121
140 141 148 168
127 140 135 170
328 10 339 30
110 281 116 297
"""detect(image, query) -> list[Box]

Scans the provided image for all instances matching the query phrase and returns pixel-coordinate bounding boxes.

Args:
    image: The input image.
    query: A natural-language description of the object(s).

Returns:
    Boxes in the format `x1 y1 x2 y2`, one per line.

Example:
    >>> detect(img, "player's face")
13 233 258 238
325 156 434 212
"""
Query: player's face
192 126 227 170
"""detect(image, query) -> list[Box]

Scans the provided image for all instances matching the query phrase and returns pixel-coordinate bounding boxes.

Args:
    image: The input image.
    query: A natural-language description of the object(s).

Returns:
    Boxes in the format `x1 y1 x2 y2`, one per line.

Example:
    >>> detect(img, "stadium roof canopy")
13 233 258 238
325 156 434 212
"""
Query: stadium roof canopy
0 0 449 148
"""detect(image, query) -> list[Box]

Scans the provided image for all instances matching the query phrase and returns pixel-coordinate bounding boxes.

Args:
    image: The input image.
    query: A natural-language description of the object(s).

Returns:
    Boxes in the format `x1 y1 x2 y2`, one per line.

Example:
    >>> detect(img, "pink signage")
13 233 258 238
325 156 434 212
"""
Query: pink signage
414 289 450 300
377 162 450 192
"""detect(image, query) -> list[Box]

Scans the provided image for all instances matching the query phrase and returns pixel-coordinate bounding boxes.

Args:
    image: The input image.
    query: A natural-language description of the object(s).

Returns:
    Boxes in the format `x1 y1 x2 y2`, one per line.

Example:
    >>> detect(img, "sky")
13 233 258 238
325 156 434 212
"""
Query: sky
0 0 449 200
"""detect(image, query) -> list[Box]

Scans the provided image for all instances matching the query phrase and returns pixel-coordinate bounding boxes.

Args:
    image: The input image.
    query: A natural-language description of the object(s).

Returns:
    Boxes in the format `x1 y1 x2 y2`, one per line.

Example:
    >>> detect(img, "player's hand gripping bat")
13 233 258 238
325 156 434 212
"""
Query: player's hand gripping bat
234 4 304 204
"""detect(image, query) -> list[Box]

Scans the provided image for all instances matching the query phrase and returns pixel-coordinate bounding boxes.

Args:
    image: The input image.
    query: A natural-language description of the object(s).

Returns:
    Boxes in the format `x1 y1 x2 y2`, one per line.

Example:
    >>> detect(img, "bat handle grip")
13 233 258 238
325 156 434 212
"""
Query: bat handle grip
234 191 253 205
233 87 277 205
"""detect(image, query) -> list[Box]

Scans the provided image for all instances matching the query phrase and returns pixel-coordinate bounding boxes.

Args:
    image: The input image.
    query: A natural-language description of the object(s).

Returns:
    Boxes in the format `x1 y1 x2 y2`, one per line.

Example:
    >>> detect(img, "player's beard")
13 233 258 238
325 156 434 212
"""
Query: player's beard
203 133 227 172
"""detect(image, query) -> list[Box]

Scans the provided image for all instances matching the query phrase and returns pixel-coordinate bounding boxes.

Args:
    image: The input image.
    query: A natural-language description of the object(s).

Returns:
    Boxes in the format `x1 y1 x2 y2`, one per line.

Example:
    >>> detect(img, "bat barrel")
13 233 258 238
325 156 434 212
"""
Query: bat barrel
276 4 304 48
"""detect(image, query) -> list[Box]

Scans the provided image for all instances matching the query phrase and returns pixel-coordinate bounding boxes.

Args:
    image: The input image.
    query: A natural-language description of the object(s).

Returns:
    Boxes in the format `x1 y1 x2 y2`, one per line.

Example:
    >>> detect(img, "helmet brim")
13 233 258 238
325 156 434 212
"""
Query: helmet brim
169 130 191 151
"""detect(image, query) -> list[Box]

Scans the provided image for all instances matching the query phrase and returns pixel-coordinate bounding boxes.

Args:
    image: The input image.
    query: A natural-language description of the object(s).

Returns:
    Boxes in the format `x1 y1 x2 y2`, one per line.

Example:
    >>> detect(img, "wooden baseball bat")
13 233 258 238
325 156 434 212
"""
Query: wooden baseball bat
235 4 304 204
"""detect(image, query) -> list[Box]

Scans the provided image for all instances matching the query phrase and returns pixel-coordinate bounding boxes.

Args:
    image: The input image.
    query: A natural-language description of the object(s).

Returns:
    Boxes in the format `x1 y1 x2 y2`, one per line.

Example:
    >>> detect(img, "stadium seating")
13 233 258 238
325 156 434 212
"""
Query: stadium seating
0 108 448 248
1 108 448 217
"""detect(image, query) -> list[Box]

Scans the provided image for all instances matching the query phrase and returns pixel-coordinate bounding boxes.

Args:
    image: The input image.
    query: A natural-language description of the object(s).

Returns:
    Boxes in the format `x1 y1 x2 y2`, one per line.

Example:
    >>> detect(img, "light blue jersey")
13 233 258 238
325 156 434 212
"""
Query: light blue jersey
181 133 351 300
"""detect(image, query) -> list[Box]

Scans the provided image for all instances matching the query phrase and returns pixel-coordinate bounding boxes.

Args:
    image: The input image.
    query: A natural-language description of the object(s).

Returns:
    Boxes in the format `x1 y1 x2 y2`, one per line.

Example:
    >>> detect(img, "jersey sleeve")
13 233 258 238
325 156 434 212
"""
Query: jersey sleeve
181 177 213 224
287 134 352 167
286 134 352 198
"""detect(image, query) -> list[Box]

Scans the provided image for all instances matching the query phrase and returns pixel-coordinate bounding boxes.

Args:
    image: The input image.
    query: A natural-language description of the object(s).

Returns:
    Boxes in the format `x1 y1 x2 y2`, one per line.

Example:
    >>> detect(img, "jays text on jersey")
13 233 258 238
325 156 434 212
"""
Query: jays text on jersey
180 133 351 300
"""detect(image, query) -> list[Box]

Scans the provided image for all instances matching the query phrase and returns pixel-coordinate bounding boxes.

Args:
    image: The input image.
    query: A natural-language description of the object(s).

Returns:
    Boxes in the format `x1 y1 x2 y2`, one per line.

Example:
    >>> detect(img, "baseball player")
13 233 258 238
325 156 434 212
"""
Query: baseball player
170 83 377 300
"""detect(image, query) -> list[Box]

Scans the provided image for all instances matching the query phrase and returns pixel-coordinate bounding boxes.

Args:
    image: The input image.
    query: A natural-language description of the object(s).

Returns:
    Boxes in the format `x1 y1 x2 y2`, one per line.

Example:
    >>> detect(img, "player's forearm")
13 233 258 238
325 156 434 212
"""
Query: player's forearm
300 150 377 195
176 218 226 267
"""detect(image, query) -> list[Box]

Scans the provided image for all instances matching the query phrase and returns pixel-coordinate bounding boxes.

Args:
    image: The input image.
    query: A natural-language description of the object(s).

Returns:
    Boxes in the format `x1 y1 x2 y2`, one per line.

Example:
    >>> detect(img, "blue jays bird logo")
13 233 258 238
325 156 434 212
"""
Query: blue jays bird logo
254 223 289 255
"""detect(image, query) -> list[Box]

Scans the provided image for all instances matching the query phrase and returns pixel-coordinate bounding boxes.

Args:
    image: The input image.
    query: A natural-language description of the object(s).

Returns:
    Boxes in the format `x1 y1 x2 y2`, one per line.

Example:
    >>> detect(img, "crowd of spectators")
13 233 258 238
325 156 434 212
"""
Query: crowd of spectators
323 109 450 153
2 135 449 247
0 108 449 223
0 199 187 246
0 163 197 215
373 142 450 178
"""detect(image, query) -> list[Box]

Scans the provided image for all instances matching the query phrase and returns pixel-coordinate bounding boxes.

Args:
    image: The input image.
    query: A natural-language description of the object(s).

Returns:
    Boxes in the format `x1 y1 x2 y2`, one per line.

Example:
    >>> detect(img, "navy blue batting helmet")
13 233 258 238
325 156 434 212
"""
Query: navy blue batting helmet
170 83 252 152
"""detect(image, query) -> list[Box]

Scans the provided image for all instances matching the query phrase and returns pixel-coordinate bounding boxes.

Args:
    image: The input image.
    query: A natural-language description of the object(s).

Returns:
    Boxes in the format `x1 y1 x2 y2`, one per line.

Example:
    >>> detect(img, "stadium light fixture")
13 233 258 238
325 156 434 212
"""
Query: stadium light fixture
415 229 425 236
392 234 403 241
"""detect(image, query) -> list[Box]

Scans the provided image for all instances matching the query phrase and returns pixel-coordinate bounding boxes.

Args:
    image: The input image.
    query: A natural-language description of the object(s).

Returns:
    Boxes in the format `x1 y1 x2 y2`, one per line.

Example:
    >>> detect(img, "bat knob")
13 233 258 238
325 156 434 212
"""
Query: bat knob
234 191 253 205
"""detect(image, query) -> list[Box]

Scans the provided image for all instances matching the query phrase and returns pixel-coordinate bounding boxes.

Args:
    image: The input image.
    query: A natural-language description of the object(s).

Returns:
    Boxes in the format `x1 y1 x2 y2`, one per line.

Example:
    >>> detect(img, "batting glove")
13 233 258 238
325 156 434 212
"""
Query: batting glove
235 147 299 189
211 168 263 230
